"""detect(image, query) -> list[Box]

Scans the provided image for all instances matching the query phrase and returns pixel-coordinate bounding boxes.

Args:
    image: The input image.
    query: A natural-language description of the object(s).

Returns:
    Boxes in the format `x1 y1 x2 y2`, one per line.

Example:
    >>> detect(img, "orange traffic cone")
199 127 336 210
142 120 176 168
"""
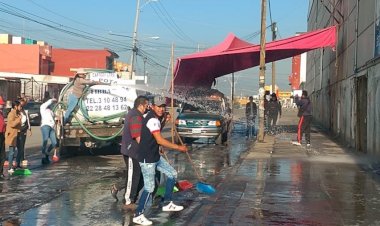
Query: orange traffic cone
52 149 59 163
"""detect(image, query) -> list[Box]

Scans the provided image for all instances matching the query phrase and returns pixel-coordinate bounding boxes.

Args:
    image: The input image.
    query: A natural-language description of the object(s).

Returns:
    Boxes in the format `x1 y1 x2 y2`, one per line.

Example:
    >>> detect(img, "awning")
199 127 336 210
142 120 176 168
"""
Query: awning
173 26 336 88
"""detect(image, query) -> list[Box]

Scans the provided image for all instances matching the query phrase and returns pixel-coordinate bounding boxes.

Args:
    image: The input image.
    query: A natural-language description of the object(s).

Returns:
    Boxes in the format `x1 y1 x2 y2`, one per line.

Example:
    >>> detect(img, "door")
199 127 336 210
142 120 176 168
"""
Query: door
355 75 367 153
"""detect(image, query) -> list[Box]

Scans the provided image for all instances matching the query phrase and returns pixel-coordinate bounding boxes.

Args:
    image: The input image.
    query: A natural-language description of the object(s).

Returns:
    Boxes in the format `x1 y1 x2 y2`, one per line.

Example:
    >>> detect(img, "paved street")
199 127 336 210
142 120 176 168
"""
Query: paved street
1 109 380 225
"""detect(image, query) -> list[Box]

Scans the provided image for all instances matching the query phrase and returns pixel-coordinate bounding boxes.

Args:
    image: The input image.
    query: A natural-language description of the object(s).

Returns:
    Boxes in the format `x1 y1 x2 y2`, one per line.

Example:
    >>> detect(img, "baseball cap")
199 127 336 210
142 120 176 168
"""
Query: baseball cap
153 96 166 107
76 68 88 75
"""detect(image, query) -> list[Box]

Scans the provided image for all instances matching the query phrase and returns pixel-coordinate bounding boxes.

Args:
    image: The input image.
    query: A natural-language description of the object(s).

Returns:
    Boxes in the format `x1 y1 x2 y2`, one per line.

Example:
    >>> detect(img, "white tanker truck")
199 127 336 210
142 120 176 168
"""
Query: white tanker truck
54 71 139 154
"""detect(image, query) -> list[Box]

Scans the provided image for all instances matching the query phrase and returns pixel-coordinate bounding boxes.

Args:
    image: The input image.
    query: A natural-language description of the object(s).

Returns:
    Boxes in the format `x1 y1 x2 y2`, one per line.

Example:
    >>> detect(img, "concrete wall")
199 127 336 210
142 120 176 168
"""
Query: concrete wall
367 64 380 155
51 49 115 76
307 0 380 158
0 45 41 74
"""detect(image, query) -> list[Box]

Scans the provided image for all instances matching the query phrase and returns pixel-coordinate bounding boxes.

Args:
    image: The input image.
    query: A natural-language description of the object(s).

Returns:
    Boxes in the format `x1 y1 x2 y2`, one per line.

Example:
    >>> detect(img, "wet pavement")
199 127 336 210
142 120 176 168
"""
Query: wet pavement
1 109 380 225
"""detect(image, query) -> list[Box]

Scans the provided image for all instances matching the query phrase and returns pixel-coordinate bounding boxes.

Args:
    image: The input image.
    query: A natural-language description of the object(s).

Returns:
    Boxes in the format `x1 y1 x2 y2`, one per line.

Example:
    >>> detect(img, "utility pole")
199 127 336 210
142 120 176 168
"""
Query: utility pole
171 43 175 143
143 56 147 83
257 0 267 142
231 73 234 115
130 0 141 80
271 22 277 94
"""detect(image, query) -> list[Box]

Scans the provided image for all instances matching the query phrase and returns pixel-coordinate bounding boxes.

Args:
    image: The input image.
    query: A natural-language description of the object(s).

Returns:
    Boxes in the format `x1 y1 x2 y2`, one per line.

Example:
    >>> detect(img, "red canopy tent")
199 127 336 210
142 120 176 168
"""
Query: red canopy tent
173 26 336 88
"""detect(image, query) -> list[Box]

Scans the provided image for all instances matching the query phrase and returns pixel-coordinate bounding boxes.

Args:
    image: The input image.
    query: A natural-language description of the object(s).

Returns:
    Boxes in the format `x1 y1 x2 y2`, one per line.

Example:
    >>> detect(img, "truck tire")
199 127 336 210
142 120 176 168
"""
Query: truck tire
57 142 77 157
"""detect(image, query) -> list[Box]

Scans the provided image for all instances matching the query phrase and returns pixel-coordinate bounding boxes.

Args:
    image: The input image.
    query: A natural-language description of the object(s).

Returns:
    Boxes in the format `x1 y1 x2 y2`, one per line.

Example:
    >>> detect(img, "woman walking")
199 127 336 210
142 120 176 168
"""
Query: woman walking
5 101 22 174
16 98 32 168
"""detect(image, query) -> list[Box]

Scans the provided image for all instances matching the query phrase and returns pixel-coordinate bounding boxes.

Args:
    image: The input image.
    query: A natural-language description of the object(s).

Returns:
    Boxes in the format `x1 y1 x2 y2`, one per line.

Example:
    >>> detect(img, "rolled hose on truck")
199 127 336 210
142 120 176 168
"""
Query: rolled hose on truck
55 81 134 141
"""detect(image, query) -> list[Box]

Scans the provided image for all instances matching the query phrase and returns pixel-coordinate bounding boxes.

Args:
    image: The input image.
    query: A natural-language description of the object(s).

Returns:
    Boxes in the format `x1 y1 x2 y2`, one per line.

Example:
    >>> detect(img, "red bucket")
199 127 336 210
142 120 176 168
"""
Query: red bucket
177 180 193 191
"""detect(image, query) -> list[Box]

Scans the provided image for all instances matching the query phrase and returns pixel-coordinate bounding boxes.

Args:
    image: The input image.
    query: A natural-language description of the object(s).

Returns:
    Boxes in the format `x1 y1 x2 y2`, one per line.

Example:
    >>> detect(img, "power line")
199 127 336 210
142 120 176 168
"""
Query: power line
268 0 273 26
150 1 196 44
0 3 133 50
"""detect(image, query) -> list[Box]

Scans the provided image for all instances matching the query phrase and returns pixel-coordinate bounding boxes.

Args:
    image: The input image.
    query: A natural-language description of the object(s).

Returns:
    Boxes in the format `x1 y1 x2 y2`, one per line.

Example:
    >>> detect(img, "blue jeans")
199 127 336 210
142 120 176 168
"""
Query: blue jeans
64 94 79 124
7 146 16 169
135 156 177 216
16 132 27 166
40 125 57 156
246 116 256 137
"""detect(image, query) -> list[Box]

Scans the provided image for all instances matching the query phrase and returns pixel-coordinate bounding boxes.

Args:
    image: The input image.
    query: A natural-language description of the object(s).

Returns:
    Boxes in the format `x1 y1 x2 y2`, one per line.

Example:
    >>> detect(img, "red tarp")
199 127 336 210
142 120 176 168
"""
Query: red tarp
173 26 336 88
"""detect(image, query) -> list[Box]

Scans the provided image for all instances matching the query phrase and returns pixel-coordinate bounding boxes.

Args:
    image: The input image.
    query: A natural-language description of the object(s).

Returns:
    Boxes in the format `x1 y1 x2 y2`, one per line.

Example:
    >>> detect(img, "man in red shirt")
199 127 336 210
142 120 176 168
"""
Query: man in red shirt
111 96 149 209
0 96 6 179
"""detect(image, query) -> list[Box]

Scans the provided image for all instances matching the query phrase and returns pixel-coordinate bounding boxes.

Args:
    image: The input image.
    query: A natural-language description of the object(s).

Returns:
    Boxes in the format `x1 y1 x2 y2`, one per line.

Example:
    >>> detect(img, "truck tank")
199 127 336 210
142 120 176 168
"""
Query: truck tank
54 72 138 153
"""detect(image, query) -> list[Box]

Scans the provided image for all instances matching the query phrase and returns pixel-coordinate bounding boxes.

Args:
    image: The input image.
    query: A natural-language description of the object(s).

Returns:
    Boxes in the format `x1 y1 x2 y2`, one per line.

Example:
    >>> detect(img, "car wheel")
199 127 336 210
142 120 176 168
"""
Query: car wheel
184 137 196 144
174 134 181 144
222 130 228 143
215 134 222 145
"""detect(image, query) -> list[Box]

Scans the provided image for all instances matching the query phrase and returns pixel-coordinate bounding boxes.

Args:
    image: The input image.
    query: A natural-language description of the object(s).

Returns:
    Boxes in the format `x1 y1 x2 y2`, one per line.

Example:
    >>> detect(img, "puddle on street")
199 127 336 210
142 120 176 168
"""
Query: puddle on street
2 114 380 225
2 117 251 225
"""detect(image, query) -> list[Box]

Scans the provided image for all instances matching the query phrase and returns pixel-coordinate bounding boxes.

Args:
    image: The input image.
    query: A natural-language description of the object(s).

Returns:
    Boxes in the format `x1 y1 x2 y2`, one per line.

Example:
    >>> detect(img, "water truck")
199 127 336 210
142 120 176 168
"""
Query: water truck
54 71 138 154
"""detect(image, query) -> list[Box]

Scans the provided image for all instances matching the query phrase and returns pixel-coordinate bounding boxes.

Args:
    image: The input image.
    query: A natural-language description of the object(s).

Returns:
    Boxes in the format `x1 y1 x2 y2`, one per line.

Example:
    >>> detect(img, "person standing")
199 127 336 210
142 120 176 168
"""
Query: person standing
111 96 149 209
5 101 22 174
0 96 6 179
16 98 31 168
266 93 282 134
40 98 58 164
245 96 257 138
292 90 312 147
63 69 101 125
133 99 188 226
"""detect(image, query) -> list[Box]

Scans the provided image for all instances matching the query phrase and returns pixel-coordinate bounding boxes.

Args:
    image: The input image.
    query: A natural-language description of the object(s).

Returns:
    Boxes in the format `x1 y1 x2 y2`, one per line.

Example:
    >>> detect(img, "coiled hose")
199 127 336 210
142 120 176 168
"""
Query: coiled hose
56 83 126 141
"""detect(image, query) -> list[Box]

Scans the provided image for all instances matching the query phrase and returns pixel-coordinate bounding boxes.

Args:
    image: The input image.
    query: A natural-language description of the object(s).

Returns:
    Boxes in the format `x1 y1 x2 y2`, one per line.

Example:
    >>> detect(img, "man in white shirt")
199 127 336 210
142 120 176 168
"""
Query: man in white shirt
133 98 187 226
40 98 57 164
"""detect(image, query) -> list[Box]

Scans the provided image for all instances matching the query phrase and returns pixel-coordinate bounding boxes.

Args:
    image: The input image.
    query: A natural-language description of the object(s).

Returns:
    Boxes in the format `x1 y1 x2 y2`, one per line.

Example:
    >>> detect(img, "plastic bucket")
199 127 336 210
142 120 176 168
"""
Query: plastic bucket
178 180 193 191
14 168 32 176
156 185 179 197
196 182 216 195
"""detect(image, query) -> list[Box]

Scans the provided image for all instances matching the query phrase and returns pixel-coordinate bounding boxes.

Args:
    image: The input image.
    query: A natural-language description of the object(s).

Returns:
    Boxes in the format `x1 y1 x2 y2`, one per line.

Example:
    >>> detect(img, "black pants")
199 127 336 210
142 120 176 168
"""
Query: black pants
0 133 5 175
116 155 144 204
268 113 278 132
297 115 312 143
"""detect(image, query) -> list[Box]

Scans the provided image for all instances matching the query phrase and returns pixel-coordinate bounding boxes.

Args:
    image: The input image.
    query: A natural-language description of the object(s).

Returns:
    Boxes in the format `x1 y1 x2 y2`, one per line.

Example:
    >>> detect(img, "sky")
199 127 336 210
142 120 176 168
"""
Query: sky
0 0 309 96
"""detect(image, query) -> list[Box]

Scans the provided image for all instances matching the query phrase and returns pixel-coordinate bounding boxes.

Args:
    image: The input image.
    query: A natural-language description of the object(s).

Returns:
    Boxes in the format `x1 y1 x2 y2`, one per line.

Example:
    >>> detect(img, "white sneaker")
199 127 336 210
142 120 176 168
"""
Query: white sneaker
8 168 14 175
133 214 152 226
292 141 301 146
306 143 311 147
162 201 184 212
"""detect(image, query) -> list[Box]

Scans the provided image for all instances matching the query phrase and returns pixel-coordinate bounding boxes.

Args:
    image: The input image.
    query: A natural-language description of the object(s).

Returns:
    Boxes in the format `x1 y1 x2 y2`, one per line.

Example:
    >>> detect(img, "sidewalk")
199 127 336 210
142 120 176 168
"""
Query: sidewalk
184 109 380 225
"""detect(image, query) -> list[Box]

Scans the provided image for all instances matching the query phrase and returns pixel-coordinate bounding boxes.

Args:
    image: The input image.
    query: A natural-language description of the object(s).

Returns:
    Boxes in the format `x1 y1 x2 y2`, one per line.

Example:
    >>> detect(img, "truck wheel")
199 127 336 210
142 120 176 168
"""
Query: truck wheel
57 145 68 157
57 144 76 157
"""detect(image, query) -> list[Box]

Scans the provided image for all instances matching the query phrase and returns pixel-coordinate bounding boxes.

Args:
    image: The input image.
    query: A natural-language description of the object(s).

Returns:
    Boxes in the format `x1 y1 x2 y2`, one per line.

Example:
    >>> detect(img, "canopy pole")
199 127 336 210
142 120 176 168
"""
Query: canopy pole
231 72 234 115
258 0 267 142
171 43 175 143
271 22 277 94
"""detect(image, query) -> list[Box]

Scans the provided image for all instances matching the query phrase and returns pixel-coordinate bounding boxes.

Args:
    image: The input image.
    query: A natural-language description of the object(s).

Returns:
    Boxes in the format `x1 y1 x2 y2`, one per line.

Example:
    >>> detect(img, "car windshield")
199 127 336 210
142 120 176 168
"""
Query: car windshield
24 102 42 111
182 100 223 113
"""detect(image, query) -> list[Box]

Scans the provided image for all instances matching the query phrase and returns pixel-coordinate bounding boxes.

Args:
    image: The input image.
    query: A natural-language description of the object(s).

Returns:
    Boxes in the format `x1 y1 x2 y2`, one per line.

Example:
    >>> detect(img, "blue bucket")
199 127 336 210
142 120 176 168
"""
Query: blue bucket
196 182 216 195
